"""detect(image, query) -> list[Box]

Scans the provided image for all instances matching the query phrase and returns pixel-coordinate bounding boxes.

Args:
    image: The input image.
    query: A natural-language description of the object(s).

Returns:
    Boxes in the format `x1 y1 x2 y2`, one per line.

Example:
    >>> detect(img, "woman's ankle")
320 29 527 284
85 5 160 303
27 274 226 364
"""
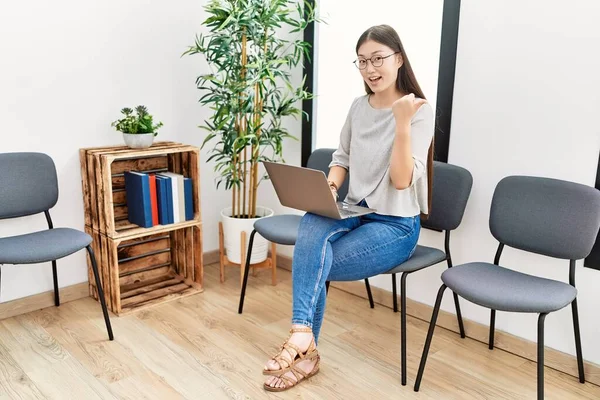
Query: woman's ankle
290 325 315 350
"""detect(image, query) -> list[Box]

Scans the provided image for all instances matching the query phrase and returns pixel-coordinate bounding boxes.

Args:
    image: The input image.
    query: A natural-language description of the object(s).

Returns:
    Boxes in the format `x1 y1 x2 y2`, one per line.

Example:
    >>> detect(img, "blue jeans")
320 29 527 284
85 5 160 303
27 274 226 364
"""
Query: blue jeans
291 199 420 343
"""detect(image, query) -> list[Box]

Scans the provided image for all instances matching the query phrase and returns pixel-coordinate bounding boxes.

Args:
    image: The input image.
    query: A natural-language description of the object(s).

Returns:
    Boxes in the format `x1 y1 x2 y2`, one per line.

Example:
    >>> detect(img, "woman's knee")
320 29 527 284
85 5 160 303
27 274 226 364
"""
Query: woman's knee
299 213 337 235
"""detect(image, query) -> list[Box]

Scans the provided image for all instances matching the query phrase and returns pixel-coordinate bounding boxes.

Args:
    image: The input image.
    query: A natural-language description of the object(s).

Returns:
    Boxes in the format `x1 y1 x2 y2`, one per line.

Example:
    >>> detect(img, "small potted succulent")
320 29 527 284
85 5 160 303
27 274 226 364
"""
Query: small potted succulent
111 105 163 149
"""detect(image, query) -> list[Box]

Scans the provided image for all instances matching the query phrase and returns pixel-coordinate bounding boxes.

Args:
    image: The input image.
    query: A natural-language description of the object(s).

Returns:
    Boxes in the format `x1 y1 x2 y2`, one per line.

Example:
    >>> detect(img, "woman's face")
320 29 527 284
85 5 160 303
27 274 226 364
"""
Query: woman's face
356 40 402 94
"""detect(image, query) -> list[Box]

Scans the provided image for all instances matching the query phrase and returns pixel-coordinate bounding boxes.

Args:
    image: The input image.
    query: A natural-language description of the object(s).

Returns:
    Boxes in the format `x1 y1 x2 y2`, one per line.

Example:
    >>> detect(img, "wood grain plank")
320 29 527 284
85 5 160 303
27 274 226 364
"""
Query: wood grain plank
193 225 203 287
118 266 172 288
117 238 170 260
185 227 194 281
99 234 112 311
0 318 118 400
110 156 168 175
118 251 171 276
120 283 192 308
112 190 126 205
189 150 201 221
79 149 92 228
0 340 46 399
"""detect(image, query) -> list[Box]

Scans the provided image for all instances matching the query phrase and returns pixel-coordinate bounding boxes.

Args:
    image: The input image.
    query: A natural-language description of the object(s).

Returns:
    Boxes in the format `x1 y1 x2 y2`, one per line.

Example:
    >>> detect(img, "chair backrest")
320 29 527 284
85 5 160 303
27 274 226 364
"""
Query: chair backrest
421 161 473 231
490 176 600 260
307 148 350 199
0 152 58 219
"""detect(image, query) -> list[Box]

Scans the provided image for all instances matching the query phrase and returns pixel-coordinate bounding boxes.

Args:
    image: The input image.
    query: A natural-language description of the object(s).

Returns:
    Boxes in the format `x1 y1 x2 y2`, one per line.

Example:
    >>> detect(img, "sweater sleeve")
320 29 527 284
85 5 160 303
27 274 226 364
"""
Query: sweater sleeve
409 102 434 186
329 99 357 170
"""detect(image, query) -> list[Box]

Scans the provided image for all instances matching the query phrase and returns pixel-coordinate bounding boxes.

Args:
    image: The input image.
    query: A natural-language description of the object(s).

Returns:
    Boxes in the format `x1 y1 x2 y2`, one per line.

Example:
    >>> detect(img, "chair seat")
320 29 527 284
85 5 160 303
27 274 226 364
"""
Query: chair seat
0 228 92 264
385 245 447 274
253 214 302 245
442 262 577 313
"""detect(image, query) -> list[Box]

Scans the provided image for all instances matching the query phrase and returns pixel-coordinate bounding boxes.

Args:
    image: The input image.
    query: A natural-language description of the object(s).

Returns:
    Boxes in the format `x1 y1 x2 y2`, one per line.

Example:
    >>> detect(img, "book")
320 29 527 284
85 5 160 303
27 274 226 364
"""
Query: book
155 175 170 225
124 171 153 228
184 177 194 221
156 174 174 223
149 175 159 226
158 172 185 223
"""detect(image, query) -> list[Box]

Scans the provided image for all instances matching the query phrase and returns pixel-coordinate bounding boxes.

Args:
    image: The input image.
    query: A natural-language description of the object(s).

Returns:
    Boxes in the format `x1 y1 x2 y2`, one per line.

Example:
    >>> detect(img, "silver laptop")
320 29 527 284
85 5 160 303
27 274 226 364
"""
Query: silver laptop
263 161 376 220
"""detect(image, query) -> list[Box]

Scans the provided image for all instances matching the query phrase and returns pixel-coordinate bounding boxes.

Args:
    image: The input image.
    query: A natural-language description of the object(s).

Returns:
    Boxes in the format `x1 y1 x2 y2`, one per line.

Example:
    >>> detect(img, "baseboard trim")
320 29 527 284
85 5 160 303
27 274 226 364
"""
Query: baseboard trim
204 249 220 266
0 282 89 320
265 253 600 387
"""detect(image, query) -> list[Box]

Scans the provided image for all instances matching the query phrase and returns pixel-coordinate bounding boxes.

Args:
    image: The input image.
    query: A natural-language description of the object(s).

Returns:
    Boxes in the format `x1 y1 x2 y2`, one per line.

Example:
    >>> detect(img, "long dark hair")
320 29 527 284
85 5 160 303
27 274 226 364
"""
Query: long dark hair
356 24 434 219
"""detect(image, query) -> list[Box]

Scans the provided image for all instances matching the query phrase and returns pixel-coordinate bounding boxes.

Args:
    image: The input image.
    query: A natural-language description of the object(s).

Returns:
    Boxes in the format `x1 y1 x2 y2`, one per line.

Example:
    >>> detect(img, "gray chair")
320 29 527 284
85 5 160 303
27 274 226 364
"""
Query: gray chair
369 161 473 386
0 153 113 340
414 176 600 399
238 148 374 313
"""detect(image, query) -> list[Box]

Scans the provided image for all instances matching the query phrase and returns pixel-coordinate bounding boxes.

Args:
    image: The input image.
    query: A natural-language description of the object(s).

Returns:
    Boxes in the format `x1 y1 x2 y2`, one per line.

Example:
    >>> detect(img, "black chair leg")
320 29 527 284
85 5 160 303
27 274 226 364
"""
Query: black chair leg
400 272 409 385
325 281 330 294
86 245 114 341
392 273 398 312
414 284 447 392
452 292 465 338
52 260 60 307
571 298 585 383
364 278 374 308
538 313 548 400
489 309 496 350
238 230 257 314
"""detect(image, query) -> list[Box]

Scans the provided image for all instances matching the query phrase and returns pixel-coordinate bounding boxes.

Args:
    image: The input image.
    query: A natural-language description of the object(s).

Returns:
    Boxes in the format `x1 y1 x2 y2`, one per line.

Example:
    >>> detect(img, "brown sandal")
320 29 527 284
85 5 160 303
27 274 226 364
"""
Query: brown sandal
263 327 318 376
263 354 321 392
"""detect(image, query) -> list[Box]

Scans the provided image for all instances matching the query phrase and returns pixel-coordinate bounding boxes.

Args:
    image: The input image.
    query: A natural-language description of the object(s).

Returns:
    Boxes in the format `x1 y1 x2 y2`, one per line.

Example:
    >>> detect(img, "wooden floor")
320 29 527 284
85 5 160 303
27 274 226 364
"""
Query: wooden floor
1 264 600 400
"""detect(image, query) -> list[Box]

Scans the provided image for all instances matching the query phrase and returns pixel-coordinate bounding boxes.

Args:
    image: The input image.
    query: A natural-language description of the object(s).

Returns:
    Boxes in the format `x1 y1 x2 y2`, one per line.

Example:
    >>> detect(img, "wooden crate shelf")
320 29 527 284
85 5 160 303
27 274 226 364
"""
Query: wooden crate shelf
80 141 202 239
87 225 203 315
80 142 203 315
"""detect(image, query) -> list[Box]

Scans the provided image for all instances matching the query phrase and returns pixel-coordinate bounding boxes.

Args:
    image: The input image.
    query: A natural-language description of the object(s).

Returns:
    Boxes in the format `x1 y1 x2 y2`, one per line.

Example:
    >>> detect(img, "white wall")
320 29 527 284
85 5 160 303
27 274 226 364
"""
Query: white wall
0 0 302 301
365 0 600 363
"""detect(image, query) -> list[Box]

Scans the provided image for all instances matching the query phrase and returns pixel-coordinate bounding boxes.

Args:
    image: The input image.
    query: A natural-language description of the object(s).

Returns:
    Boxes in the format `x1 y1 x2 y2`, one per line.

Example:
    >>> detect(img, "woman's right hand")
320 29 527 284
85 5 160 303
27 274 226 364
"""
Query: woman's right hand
330 187 339 201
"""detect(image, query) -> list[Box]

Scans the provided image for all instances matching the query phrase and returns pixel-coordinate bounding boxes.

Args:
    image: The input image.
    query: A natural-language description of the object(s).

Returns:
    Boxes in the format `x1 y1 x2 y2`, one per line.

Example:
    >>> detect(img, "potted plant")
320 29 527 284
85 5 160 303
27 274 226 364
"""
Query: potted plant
111 105 164 149
184 0 319 265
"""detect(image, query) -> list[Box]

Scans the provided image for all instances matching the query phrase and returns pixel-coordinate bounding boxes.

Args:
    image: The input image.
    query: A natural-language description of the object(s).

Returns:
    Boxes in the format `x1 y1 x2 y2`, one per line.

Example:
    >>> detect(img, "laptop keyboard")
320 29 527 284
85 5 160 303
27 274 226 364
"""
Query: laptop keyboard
337 204 360 218
339 209 359 217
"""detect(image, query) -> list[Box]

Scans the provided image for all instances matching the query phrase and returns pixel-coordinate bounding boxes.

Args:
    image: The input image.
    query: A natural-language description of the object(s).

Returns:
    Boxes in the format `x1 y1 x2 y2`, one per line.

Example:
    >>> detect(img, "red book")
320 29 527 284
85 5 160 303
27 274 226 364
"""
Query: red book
149 175 159 226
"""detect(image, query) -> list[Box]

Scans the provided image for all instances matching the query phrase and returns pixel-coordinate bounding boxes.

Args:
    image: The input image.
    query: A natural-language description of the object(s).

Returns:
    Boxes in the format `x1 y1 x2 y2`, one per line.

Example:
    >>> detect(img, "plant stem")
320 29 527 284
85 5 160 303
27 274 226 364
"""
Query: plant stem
243 145 247 218
238 27 248 219
232 152 237 218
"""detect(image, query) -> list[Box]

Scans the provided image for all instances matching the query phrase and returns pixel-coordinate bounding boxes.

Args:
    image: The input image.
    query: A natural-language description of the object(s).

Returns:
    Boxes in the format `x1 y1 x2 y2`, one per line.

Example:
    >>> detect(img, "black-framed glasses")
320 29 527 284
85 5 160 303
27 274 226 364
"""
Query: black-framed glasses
353 52 399 70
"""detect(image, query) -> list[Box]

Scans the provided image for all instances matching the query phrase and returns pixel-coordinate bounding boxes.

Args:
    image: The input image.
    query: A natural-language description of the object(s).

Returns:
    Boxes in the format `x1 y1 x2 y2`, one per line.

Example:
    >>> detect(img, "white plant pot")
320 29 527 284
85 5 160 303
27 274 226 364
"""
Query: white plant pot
221 206 274 265
123 133 155 149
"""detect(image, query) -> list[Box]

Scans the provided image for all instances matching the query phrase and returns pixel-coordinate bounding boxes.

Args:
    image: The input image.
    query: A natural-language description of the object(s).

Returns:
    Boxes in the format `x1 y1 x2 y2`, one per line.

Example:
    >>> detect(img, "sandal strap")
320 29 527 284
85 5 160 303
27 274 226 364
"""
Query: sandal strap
290 327 313 334
277 342 302 366
278 373 296 387
273 350 294 368
273 356 290 369
283 341 301 356
290 364 309 380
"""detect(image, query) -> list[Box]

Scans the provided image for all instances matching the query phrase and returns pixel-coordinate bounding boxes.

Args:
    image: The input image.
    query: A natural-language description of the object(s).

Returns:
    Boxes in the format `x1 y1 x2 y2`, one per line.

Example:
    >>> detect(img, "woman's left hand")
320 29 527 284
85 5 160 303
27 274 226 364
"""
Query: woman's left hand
391 93 428 126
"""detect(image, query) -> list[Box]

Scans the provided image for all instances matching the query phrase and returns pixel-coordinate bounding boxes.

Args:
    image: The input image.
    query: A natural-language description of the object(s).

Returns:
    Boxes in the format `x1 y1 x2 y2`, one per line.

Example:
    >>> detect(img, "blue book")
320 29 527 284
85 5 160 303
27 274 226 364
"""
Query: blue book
156 174 174 224
124 171 153 228
155 176 170 225
184 177 194 221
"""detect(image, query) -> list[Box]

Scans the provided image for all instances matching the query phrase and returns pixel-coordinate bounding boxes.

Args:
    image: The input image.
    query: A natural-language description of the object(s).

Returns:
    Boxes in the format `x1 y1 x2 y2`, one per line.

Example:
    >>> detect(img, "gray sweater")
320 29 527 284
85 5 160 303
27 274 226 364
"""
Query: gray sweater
329 95 434 217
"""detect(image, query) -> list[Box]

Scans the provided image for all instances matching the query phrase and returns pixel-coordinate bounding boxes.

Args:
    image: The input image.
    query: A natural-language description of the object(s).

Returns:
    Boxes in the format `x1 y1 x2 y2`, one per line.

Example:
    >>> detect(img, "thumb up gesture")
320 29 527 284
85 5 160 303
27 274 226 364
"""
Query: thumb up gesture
391 93 428 124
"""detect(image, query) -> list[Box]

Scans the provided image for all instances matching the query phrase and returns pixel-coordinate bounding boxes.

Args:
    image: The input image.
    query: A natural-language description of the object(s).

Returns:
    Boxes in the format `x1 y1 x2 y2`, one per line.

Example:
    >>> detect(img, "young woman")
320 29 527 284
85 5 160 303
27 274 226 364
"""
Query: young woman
263 24 434 392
